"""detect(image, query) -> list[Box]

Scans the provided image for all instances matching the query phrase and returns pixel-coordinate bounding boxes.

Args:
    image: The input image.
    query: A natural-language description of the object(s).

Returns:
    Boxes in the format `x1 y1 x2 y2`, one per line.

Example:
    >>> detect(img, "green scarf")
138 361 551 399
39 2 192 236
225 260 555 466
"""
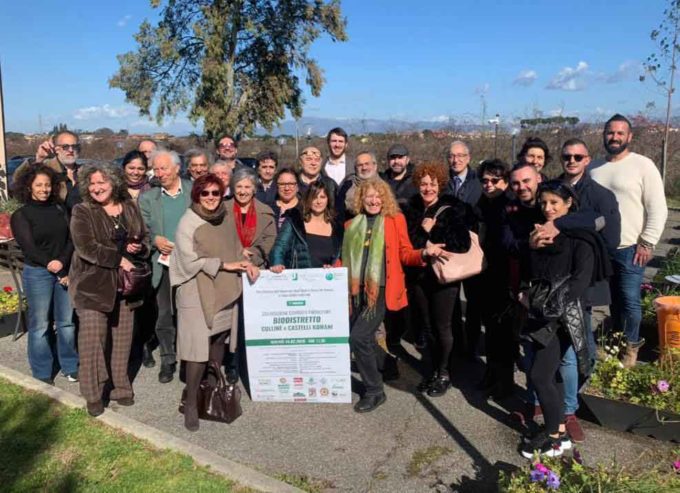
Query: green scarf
342 214 385 312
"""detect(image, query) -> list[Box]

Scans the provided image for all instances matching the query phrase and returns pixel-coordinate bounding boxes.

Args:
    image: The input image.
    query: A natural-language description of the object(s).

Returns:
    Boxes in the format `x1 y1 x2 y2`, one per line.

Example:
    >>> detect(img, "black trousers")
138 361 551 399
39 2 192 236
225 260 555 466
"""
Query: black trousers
530 330 569 435
452 274 483 357
411 272 460 376
349 288 386 396
480 270 517 383
154 268 176 366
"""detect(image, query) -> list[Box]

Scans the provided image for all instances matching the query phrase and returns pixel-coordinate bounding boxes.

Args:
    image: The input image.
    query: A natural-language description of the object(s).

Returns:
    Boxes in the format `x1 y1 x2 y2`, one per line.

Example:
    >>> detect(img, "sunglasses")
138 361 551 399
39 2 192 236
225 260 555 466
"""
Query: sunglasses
218 143 236 149
561 154 587 162
200 190 221 197
57 144 81 152
480 177 502 185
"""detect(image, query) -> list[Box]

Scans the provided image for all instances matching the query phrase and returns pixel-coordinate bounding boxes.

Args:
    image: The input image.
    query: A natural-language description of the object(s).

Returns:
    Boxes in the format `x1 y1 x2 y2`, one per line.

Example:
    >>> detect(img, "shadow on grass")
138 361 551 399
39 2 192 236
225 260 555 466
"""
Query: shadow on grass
0 388 82 491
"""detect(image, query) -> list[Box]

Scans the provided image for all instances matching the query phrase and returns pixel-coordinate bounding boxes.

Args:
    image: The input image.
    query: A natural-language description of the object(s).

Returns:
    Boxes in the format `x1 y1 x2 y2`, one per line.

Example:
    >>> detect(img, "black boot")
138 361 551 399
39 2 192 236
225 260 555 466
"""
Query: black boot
381 356 400 381
427 374 451 397
142 345 156 368
417 373 438 392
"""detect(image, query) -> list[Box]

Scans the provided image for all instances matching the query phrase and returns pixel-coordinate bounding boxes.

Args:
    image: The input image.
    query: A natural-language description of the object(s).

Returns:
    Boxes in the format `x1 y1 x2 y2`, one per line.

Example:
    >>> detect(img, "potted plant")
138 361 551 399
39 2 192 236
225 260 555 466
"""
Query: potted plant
0 198 21 239
582 335 680 442
0 285 24 338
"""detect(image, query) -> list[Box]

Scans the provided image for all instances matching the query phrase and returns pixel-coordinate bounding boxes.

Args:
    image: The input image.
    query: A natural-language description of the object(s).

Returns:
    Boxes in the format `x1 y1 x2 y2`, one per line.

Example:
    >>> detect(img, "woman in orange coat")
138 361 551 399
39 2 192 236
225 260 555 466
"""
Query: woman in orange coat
342 178 444 413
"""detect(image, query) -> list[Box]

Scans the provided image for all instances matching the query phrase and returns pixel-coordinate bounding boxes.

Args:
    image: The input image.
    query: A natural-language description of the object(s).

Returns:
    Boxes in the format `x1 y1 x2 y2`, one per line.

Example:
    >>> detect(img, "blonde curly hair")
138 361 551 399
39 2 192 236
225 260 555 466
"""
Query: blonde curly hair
352 178 400 217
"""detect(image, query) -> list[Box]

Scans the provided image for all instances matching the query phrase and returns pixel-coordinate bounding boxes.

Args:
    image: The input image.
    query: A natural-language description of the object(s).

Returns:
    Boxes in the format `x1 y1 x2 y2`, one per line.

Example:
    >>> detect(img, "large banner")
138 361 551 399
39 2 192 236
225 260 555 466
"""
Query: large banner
243 268 351 403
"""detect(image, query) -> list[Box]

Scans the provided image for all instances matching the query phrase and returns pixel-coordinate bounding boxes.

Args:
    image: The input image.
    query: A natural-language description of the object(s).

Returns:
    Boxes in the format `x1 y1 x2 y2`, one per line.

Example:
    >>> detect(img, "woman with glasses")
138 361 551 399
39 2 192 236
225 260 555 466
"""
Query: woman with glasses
171 173 259 431
518 180 596 459
271 168 301 230
475 159 516 400
403 163 475 397
269 180 342 271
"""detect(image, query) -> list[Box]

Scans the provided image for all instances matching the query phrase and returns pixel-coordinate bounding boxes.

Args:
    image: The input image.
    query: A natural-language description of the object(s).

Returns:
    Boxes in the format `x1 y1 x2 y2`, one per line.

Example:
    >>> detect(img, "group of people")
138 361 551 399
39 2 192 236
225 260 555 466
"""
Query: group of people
9 115 668 458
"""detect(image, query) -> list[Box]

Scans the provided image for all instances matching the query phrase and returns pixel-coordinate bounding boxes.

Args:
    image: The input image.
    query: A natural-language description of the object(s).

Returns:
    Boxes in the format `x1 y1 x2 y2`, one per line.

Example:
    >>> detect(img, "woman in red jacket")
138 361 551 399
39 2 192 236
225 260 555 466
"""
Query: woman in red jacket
342 178 444 413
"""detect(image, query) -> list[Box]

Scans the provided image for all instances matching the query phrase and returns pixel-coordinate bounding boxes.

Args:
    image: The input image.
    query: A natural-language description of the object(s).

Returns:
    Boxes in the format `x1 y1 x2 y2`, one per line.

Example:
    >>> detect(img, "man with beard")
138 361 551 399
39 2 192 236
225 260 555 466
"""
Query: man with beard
336 151 380 222
324 127 351 186
381 144 418 209
18 130 82 210
590 114 667 367
215 134 246 171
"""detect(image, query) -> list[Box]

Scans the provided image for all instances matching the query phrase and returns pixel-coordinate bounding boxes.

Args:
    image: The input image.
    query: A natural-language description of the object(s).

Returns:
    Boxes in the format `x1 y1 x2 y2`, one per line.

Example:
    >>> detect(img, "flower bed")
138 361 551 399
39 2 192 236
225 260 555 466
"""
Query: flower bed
0 286 20 317
499 453 680 492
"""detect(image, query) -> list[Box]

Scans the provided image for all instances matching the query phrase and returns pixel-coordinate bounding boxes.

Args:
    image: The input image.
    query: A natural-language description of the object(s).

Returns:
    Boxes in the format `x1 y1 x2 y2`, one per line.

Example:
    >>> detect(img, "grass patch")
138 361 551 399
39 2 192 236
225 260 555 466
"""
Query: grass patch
275 473 334 493
407 446 452 477
0 377 253 492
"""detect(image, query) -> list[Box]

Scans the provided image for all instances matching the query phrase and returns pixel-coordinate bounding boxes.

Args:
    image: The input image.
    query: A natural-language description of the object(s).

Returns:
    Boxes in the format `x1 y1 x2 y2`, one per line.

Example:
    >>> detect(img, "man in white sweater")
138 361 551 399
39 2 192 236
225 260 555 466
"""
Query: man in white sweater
590 114 668 366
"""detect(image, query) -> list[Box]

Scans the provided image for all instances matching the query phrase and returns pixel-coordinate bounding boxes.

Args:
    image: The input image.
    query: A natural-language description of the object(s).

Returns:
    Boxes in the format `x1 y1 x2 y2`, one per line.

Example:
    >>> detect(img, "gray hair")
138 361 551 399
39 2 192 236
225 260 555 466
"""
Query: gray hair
230 167 258 196
210 160 233 174
447 140 470 156
185 148 213 167
78 161 129 204
354 151 377 166
149 149 181 168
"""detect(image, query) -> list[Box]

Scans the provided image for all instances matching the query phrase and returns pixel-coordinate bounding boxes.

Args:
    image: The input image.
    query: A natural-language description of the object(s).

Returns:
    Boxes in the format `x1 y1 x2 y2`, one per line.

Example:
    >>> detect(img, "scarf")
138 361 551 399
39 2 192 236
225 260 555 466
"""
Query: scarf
126 176 149 190
342 214 385 313
234 200 257 247
191 202 226 225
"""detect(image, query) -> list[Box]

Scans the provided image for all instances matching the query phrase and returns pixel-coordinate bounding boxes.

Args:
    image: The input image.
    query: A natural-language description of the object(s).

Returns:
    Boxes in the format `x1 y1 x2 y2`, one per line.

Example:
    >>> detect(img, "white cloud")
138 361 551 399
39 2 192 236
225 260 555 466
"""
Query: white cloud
73 104 137 120
427 115 450 122
606 60 643 83
547 61 589 91
514 69 538 86
117 15 132 28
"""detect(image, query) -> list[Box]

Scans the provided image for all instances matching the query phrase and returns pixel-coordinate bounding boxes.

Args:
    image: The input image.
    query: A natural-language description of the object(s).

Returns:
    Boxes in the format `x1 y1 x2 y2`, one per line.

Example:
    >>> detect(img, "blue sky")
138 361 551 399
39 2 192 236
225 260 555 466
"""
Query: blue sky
0 0 672 134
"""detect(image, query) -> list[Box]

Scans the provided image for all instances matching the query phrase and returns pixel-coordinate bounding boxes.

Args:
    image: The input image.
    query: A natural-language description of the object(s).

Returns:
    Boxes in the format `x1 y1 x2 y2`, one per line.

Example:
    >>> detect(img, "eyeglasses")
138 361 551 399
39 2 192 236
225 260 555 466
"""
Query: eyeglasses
480 177 502 185
277 182 297 188
200 190 221 197
561 154 587 162
301 151 321 158
448 153 469 159
218 143 236 150
56 144 81 152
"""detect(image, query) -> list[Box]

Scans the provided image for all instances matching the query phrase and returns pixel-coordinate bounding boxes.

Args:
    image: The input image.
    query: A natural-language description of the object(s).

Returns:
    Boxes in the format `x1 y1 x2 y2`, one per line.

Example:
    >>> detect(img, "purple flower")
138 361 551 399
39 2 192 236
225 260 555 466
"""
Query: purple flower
641 283 654 293
673 460 680 472
546 471 561 489
657 380 670 393
530 469 545 482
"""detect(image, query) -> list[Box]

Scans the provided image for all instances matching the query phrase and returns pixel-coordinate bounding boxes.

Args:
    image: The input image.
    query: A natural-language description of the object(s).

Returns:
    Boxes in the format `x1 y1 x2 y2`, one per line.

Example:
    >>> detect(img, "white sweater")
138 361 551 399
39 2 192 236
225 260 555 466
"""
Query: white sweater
590 152 667 248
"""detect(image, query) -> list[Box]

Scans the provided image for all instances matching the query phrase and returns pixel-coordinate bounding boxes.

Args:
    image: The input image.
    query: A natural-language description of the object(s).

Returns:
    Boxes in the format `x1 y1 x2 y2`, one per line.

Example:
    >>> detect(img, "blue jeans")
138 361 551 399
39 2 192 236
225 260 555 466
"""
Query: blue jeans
23 265 78 379
610 246 645 343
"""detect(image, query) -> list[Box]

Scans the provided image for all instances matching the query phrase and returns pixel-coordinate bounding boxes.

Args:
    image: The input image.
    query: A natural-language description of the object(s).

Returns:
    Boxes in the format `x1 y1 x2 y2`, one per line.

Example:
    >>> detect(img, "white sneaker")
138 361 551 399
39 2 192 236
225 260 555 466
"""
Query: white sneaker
64 372 78 383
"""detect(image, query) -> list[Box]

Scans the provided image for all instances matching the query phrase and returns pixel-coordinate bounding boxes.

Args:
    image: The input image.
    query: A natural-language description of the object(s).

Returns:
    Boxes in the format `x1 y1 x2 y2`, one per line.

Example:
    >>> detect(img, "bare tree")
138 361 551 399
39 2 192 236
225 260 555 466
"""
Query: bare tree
641 0 680 183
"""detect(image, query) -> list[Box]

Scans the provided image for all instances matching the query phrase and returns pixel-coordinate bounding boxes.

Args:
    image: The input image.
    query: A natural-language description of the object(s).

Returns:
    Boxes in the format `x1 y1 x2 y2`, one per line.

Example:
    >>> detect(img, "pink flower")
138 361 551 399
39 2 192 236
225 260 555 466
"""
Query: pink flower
534 463 550 474
657 380 670 393
641 283 654 293
673 460 680 472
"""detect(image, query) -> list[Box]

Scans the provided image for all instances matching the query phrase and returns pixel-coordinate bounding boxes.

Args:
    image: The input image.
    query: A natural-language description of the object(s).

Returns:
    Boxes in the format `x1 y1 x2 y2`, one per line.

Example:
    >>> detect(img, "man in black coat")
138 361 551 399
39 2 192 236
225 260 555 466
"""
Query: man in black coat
381 144 418 209
446 140 483 358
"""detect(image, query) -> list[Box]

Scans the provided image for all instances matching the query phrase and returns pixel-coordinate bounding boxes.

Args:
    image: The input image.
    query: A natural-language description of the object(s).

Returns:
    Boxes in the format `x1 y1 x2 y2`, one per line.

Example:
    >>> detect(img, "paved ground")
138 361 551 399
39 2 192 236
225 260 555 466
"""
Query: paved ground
0 211 678 492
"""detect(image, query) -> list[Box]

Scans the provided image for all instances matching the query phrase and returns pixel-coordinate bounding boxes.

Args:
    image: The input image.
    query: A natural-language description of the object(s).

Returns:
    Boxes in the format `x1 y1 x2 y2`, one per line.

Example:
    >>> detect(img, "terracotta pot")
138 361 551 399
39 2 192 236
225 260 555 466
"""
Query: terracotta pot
0 213 12 239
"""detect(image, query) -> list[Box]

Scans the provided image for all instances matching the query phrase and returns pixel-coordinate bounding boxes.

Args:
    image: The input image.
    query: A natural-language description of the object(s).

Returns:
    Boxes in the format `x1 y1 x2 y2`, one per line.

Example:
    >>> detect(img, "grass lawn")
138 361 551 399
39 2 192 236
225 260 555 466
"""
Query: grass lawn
0 377 252 492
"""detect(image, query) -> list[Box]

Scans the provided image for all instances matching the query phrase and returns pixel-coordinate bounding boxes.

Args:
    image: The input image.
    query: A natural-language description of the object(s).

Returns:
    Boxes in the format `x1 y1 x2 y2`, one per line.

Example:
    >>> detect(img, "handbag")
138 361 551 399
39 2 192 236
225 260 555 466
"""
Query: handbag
117 260 152 298
179 361 242 424
429 206 486 284
526 275 571 322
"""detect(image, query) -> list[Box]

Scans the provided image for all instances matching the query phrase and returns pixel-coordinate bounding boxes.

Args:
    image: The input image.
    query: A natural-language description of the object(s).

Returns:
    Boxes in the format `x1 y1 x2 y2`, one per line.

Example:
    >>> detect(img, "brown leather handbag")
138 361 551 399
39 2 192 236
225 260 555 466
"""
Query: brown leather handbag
118 260 151 298
179 361 242 424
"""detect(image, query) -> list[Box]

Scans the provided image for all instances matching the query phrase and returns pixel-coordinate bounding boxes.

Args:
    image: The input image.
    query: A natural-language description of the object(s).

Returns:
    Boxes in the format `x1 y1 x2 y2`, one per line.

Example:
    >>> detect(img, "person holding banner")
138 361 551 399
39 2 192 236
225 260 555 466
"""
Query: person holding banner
343 178 445 413
404 163 475 397
171 173 259 431
269 180 342 271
